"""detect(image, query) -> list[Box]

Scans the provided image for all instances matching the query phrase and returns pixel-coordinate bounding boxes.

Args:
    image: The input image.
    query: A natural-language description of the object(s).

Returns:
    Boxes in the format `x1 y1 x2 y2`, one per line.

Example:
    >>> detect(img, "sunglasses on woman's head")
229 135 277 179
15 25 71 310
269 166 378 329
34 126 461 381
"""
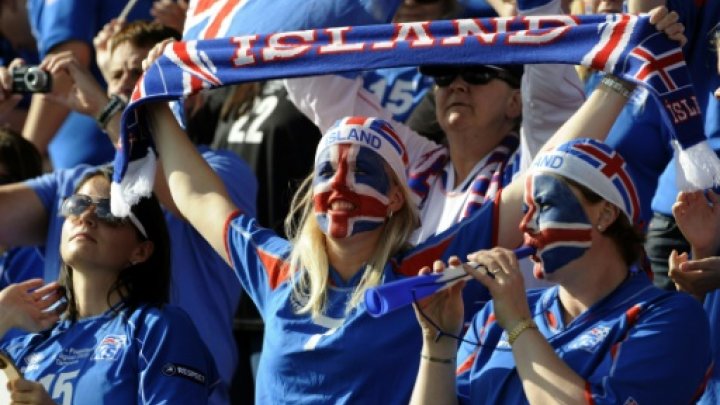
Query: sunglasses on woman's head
430 68 519 88
60 194 148 239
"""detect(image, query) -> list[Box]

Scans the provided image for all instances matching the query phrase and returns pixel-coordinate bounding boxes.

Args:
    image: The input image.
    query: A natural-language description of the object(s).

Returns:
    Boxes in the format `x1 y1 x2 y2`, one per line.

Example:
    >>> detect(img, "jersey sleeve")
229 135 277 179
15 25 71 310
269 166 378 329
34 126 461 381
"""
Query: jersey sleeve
224 212 293 315
283 75 441 167
585 293 712 404
456 303 498 405
29 0 101 57
135 306 219 404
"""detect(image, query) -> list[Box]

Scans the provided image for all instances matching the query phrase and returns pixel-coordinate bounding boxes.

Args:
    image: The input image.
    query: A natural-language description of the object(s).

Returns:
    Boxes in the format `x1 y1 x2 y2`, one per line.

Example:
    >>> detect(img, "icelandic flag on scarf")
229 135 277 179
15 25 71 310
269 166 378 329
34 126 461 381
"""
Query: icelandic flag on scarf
111 7 720 216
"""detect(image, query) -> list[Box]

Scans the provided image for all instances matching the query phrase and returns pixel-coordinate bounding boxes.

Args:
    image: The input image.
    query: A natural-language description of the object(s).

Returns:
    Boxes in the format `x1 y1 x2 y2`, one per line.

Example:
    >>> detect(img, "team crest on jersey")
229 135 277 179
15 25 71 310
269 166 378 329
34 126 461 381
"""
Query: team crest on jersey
93 335 127 361
623 397 639 405
567 325 611 353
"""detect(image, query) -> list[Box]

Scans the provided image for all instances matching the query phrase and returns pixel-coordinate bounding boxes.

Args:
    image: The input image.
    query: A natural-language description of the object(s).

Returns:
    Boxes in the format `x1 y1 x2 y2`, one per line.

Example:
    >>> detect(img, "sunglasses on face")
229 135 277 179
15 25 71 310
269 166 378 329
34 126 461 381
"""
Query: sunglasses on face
430 68 519 88
60 194 148 239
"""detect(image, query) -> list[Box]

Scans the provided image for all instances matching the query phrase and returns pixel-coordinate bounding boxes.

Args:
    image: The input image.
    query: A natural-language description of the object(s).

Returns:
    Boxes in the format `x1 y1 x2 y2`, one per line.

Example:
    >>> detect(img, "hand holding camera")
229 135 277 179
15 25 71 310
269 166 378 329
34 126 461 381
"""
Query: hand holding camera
0 58 25 119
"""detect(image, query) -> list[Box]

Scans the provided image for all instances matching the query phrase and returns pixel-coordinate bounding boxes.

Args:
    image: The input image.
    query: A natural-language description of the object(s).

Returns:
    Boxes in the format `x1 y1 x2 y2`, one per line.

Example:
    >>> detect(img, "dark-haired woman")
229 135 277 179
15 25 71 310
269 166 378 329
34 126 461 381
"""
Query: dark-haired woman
0 168 217 404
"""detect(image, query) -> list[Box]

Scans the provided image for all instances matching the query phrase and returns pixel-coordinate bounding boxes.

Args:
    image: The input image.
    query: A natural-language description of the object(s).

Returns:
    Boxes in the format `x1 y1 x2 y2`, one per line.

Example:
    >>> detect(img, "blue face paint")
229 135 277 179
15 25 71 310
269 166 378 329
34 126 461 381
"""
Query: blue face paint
520 174 593 278
313 144 391 238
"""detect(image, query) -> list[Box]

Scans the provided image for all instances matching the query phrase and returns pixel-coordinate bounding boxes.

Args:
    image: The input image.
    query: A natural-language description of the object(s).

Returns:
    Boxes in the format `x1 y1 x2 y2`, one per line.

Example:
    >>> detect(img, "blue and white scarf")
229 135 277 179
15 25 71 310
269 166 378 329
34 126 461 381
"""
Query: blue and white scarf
111 12 720 216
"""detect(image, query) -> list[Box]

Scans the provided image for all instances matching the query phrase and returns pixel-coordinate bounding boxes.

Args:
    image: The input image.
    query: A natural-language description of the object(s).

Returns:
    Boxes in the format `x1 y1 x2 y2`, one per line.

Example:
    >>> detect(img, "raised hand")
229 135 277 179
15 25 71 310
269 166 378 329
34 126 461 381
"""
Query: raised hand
40 51 109 117
673 190 720 256
648 5 686 46
151 0 188 34
93 19 125 82
412 257 466 342
0 279 65 336
669 250 720 301
0 59 25 119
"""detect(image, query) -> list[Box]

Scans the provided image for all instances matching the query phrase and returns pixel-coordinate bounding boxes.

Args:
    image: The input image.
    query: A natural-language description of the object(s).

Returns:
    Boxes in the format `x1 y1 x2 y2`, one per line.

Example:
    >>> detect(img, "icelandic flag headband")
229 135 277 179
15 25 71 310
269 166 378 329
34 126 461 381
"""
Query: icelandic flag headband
531 139 640 225
111 11 720 216
316 117 409 187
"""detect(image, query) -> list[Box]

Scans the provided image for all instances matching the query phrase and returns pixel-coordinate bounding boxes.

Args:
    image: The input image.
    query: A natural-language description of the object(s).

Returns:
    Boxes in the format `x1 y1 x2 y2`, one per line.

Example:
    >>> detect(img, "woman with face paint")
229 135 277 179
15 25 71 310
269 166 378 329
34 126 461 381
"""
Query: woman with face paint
409 19 712 405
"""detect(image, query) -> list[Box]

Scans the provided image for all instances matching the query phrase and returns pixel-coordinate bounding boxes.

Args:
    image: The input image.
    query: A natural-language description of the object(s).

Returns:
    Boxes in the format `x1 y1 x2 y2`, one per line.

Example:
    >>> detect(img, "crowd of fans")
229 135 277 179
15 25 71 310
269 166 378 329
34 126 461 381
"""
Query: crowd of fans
0 0 718 404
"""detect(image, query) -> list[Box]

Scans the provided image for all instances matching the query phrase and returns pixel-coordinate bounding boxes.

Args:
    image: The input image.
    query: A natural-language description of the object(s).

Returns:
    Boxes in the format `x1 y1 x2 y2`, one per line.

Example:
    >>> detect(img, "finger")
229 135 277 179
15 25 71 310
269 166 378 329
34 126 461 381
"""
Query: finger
417 266 431 276
447 256 461 268
493 249 517 274
432 260 445 274
708 190 720 206
16 279 46 293
8 58 25 71
31 281 61 298
682 257 720 272
648 5 668 25
654 11 679 32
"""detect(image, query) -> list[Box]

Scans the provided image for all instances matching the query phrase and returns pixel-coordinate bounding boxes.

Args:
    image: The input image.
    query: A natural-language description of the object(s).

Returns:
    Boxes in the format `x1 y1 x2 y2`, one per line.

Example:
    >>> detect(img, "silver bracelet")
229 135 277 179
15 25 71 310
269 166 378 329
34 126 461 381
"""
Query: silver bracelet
600 74 635 99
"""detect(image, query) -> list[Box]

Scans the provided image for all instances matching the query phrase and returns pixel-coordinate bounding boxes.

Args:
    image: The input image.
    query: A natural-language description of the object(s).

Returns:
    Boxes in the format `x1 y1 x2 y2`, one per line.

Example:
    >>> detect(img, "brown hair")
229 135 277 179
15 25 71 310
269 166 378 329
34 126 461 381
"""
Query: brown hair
0 127 42 182
109 20 181 54
61 166 171 321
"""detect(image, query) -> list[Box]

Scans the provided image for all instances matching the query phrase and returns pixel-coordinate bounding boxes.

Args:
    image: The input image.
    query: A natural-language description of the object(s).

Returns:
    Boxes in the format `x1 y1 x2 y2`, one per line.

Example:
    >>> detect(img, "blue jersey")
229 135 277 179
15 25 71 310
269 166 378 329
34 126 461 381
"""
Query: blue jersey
360 67 434 123
456 272 712 404
1 304 218 405
26 0 154 169
701 290 720 404
224 194 502 403
25 147 257 402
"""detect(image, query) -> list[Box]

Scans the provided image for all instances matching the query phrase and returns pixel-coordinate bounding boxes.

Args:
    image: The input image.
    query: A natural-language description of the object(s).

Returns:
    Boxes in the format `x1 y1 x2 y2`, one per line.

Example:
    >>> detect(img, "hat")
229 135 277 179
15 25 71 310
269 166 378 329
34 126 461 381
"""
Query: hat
419 64 524 88
315 116 409 186
530 139 640 225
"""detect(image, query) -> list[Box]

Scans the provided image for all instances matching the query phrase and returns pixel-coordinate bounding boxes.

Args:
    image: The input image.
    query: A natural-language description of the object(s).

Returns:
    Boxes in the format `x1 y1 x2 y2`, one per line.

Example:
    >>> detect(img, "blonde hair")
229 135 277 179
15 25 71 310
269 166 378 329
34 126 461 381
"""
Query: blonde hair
284 169 419 319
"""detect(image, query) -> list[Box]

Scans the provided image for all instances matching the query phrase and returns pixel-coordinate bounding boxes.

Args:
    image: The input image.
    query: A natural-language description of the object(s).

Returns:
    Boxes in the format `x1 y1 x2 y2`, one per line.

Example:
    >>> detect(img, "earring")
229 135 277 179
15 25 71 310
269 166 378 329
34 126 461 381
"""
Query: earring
387 210 394 220
597 225 604 232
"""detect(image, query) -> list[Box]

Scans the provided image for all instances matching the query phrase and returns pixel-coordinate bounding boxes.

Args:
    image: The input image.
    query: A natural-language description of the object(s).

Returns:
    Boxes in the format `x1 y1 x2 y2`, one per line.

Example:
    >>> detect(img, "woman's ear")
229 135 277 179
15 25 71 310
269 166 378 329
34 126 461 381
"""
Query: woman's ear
596 201 620 231
129 240 154 266
388 184 406 214
506 88 522 120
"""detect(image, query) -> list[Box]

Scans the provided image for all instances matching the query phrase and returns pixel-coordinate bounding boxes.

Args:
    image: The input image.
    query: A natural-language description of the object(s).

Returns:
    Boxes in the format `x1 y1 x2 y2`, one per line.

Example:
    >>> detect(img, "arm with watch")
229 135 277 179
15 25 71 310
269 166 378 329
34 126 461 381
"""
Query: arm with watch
39 51 126 146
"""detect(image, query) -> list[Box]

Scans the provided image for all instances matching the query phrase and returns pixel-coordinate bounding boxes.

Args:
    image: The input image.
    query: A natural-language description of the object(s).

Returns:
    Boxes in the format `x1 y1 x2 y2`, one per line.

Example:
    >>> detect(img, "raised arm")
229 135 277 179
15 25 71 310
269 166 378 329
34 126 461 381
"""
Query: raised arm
22 40 92 167
145 100 237 263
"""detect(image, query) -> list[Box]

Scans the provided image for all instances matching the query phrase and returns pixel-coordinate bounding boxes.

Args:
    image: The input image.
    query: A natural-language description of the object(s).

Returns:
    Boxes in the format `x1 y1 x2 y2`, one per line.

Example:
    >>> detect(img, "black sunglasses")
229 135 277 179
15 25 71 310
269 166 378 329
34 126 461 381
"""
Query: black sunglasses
430 68 519 88
60 194 147 238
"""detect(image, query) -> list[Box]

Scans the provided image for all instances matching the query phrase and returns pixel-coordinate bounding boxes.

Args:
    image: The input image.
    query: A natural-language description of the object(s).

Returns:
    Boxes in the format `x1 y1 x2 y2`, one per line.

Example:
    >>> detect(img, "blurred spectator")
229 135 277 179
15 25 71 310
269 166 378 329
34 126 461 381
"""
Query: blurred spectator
0 167 218 404
23 0 154 169
0 21 257 404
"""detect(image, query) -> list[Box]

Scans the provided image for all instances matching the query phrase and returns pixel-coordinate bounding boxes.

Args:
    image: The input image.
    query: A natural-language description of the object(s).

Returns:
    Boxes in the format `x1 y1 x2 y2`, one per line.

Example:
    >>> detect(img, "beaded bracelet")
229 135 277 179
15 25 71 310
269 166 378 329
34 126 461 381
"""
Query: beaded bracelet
507 318 538 346
420 353 455 364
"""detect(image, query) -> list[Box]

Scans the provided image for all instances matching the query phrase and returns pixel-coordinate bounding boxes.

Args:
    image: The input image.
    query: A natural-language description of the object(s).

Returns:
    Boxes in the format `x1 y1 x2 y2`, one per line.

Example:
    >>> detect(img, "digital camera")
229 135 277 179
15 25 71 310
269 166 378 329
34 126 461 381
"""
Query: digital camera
11 66 52 93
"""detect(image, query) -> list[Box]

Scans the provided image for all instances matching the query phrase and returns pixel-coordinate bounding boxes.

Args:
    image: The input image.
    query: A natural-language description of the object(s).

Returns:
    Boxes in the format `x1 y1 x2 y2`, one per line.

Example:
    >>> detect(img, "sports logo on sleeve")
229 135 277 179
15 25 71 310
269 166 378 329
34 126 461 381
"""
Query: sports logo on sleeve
162 363 207 385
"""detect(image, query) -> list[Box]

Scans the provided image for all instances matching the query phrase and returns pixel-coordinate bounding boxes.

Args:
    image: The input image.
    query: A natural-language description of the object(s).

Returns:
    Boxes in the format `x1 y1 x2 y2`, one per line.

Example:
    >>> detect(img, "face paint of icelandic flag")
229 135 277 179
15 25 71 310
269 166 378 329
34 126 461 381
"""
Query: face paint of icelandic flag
313 144 392 238
520 174 593 279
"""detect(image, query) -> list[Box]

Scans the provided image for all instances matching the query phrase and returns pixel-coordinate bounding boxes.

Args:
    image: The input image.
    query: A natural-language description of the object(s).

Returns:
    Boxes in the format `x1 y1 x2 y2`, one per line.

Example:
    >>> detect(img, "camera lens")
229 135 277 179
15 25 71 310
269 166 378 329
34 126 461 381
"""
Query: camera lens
24 68 48 92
